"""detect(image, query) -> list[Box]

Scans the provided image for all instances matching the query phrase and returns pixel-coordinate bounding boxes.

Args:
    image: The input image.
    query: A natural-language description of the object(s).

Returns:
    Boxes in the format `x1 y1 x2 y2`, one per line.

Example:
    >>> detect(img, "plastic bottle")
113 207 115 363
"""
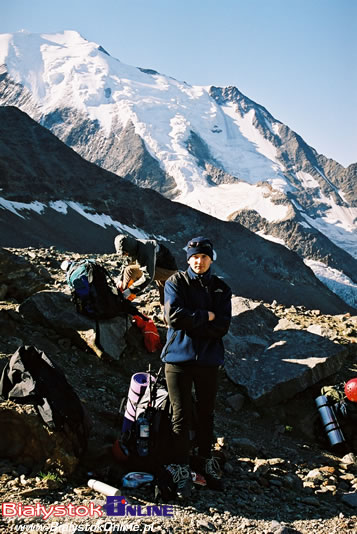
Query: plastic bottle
88 479 121 496
136 414 150 456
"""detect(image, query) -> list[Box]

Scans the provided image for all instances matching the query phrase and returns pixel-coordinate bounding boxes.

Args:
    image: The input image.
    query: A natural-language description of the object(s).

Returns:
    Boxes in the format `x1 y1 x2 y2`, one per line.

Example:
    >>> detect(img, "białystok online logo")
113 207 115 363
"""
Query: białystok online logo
2 497 174 520
105 496 173 517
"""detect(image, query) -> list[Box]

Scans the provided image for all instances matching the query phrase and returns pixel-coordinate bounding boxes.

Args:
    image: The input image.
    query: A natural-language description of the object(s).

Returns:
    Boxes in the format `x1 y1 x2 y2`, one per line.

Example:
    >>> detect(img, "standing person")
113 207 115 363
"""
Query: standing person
160 236 232 498
114 234 177 305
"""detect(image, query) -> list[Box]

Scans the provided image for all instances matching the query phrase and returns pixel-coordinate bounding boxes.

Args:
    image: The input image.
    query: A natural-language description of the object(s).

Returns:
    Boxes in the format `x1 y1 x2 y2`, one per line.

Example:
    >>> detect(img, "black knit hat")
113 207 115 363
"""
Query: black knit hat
186 236 214 261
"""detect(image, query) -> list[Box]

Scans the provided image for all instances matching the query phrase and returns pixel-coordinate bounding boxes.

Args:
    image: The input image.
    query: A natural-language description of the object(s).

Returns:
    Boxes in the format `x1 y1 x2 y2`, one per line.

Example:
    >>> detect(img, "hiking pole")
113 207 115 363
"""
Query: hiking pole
149 366 162 411
148 364 152 408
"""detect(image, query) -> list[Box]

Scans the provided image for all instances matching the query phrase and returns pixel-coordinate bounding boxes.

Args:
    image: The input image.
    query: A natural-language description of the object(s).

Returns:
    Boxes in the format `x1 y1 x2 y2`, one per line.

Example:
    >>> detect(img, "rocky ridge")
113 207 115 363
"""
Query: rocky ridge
0 246 356 534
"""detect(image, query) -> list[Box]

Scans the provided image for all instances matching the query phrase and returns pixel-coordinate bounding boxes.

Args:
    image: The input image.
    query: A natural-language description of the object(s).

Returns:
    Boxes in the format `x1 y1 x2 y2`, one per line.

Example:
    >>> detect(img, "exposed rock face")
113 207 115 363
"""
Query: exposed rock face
209 85 351 202
229 207 357 285
43 112 178 198
209 86 357 274
224 297 349 407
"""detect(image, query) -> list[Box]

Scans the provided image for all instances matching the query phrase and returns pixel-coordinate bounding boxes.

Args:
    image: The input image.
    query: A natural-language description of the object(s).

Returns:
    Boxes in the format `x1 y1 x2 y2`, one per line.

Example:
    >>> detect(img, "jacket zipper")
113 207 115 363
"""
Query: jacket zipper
162 330 178 359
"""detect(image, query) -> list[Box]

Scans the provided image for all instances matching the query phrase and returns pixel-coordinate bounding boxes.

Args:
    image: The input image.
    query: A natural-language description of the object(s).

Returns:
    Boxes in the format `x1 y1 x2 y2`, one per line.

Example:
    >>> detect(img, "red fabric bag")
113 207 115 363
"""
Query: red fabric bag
133 315 162 353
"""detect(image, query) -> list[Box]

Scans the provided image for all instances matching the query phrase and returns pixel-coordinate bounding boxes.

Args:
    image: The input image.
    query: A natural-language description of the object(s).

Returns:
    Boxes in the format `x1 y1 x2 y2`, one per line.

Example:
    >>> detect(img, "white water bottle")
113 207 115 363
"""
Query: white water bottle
88 479 121 496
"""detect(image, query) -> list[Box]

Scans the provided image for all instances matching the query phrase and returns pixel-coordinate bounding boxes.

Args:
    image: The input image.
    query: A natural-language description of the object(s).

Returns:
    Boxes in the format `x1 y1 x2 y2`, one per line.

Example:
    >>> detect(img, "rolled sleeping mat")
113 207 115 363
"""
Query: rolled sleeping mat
122 372 156 434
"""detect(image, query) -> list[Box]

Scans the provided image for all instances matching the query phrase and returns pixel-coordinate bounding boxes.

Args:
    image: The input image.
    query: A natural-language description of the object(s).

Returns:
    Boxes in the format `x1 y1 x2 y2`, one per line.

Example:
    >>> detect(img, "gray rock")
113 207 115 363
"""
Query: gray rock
224 299 348 406
306 324 336 339
19 290 127 360
0 400 79 475
270 521 303 534
274 318 300 331
231 437 260 457
197 519 216 531
226 393 245 412
229 297 279 338
0 248 50 301
0 282 8 299
300 496 320 506
341 492 357 508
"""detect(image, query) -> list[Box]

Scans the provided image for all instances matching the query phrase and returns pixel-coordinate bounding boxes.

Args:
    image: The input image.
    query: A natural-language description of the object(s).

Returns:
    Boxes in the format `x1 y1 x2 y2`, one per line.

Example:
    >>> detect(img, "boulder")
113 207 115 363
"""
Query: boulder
306 324 336 339
0 283 8 299
0 400 79 474
0 247 50 301
230 297 279 338
19 291 127 360
227 393 245 412
224 297 348 407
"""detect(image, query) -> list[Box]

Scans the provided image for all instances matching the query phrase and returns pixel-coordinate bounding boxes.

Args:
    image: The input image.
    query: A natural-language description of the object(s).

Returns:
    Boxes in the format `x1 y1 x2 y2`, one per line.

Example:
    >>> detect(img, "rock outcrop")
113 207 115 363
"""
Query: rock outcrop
224 297 349 407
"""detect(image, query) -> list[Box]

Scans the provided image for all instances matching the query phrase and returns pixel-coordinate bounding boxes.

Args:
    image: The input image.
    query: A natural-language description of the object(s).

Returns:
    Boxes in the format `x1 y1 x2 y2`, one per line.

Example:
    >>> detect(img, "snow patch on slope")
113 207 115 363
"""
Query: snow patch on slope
256 232 288 247
305 259 357 309
1 197 149 239
0 197 45 218
302 196 357 259
295 171 320 189
176 182 290 221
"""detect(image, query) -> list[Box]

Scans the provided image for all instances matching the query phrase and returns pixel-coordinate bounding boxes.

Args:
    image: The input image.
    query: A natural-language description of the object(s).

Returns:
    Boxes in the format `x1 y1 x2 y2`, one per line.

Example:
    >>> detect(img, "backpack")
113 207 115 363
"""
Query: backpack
0 345 89 455
66 260 145 320
116 368 198 469
118 370 173 468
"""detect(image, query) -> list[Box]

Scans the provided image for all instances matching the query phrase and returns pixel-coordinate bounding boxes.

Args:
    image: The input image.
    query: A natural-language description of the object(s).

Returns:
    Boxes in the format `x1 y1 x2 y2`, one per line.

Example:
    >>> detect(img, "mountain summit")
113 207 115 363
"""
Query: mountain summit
0 30 356 307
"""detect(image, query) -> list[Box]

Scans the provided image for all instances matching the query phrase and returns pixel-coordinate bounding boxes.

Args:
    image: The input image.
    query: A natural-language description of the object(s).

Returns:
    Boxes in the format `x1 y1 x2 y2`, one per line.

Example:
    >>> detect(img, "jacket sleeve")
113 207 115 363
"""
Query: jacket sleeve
164 277 210 330
129 241 157 295
190 284 232 339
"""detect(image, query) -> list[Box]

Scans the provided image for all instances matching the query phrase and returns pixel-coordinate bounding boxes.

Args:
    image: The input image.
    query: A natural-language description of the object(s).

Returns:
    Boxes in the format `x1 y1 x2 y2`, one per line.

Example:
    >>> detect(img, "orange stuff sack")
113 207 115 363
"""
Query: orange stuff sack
133 315 162 353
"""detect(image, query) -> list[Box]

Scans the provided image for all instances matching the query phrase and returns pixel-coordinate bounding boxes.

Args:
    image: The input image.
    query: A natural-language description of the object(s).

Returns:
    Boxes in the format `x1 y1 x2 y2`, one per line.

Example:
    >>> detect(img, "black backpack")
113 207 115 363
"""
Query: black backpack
0 345 89 455
66 260 145 320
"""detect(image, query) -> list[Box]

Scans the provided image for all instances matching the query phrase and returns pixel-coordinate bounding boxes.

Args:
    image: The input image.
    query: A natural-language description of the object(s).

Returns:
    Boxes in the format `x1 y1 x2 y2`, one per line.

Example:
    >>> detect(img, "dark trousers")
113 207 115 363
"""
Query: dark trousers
165 362 219 465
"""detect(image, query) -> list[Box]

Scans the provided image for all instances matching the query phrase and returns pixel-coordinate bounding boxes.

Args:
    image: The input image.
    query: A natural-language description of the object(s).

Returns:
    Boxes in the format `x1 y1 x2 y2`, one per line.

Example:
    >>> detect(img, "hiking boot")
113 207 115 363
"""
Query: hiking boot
204 457 224 491
165 463 193 499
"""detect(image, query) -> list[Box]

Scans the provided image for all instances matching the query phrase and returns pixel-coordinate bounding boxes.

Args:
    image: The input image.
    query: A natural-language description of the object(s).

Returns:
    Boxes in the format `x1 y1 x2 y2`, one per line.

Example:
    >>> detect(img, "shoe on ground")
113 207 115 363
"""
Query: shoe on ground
204 457 224 491
165 463 193 499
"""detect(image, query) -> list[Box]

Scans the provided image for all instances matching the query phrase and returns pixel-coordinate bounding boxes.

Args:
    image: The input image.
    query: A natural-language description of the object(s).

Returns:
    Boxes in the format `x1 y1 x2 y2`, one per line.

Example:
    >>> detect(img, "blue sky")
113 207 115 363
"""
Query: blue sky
2 0 356 166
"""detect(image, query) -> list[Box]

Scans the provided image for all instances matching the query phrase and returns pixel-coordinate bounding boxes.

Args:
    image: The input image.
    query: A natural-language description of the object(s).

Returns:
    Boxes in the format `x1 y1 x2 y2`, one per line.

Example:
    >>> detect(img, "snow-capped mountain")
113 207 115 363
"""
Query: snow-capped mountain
0 30 356 306
1 105 354 314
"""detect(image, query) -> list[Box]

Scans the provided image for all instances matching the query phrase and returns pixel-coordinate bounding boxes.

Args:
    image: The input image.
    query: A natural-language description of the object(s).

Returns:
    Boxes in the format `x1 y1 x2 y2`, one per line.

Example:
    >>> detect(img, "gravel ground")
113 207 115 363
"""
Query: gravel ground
0 247 356 534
